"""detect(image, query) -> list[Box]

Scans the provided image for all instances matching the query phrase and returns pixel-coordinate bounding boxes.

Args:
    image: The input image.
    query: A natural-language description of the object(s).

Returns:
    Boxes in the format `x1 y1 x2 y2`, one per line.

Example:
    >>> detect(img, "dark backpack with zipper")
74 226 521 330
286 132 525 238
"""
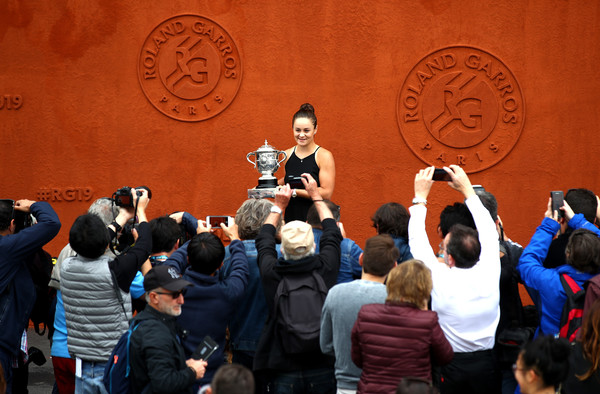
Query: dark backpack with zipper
274 270 328 354
558 273 585 342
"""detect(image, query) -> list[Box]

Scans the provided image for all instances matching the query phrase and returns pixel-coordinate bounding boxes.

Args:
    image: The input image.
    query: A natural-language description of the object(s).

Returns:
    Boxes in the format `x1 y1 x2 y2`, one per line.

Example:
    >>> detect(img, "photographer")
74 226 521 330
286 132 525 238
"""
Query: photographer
50 196 149 394
408 165 501 394
254 173 342 392
60 188 151 392
0 198 61 393
164 213 249 392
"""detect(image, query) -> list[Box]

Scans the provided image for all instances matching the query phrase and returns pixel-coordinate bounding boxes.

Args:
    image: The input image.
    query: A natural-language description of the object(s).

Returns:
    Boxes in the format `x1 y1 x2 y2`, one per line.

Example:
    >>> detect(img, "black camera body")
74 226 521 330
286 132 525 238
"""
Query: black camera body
112 186 152 207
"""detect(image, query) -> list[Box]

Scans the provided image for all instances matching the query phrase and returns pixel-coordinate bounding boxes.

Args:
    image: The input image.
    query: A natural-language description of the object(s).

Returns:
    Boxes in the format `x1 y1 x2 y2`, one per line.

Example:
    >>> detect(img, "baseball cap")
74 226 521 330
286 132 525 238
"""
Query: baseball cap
144 265 193 292
281 220 315 259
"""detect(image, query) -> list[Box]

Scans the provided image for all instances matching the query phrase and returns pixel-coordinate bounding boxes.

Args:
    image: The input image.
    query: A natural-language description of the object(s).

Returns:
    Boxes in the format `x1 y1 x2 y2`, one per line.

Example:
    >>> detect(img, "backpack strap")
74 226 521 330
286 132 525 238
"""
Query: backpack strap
125 320 144 378
560 273 583 295
110 269 130 321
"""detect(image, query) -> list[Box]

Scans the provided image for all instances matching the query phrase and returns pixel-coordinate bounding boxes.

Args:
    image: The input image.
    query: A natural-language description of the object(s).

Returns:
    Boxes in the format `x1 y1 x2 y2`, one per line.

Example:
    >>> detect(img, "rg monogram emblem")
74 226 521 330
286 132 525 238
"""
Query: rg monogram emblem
397 46 525 172
139 14 242 122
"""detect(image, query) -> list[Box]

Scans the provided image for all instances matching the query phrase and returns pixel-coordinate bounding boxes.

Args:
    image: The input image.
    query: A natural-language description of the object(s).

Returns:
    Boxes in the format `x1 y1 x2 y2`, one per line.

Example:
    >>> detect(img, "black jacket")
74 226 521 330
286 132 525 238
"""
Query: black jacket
253 218 342 372
129 306 196 394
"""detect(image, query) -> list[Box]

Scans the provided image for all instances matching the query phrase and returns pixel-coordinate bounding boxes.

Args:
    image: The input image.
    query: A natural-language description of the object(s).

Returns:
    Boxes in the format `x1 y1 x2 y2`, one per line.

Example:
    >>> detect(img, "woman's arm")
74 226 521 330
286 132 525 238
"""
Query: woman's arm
315 148 335 199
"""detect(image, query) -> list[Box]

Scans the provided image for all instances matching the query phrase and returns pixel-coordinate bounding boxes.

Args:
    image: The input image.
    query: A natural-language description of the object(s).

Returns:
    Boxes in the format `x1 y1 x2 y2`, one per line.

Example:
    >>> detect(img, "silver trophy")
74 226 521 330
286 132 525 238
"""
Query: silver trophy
247 140 287 198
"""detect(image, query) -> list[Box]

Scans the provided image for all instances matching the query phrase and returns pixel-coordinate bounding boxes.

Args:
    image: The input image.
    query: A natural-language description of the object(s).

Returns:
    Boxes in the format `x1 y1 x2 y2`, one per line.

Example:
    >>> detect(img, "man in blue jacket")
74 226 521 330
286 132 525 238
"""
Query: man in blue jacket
306 200 363 284
371 202 413 264
518 198 600 337
0 198 61 393
164 216 248 391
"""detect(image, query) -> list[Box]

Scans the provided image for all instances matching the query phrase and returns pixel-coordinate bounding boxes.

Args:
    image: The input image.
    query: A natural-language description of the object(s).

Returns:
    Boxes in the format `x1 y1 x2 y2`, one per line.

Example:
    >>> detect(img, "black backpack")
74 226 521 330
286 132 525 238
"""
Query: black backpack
26 249 56 337
558 273 585 342
274 270 328 354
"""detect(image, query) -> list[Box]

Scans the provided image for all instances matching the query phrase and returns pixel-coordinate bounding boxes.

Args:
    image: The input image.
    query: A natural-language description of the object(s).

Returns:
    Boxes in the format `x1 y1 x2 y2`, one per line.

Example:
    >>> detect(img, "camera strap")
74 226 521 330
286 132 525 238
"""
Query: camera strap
108 196 140 256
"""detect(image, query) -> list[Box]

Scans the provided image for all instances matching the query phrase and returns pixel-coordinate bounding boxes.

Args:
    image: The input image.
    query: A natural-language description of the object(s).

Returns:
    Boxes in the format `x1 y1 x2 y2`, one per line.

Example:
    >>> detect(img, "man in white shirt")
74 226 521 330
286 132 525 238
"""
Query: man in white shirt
408 165 501 394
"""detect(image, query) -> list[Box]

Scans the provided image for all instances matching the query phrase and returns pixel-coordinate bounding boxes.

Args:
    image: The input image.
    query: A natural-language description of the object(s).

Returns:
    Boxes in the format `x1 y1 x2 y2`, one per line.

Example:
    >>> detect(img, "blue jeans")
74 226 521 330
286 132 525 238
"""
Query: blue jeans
75 360 108 394
271 367 335 394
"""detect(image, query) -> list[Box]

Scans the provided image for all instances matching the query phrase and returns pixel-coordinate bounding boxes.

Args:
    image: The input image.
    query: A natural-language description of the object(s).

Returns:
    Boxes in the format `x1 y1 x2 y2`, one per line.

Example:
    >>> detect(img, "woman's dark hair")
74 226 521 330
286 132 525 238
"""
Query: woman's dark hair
371 202 409 238
292 103 317 128
577 299 600 380
565 229 600 274
520 335 570 389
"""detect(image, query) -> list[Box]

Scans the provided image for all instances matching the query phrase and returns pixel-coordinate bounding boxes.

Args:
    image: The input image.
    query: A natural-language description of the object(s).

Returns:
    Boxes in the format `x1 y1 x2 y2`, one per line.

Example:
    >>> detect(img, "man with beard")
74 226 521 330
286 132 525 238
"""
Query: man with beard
129 265 207 394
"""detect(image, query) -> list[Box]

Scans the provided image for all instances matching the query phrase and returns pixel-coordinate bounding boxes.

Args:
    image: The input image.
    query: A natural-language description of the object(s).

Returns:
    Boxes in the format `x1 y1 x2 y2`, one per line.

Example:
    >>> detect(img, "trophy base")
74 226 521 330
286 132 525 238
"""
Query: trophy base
256 177 278 189
248 187 277 199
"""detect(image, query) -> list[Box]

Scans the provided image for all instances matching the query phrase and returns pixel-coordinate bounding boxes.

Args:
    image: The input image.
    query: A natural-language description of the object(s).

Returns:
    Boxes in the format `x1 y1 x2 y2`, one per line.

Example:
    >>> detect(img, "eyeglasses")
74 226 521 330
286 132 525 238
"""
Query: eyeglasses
512 363 526 373
154 290 185 299
0 199 15 224
438 242 446 252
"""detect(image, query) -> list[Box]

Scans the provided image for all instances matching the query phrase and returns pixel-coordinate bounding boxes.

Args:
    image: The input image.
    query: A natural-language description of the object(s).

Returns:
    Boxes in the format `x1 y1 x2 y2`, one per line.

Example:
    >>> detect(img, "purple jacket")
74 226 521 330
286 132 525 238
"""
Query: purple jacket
351 302 453 393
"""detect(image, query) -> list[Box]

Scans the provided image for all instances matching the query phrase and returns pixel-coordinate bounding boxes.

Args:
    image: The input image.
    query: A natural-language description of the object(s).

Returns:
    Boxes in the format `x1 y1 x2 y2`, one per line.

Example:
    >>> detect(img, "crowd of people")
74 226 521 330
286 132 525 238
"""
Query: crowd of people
1 105 600 394
1 164 600 394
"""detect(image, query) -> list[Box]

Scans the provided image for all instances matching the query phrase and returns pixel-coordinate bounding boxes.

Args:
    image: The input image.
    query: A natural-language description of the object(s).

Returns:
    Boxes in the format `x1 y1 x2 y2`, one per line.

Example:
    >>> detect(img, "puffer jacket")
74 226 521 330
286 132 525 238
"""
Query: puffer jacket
351 301 453 393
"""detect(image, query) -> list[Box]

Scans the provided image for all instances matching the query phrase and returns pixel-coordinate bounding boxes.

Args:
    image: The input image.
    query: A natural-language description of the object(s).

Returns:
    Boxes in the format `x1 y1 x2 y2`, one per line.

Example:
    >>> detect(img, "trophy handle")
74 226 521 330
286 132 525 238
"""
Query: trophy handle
277 151 287 166
246 152 257 167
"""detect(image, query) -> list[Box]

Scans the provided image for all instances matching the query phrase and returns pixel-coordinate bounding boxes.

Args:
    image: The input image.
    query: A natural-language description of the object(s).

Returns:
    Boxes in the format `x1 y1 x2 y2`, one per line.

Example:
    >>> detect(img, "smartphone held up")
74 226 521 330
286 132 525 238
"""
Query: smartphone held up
205 215 234 228
550 191 564 218
432 168 451 182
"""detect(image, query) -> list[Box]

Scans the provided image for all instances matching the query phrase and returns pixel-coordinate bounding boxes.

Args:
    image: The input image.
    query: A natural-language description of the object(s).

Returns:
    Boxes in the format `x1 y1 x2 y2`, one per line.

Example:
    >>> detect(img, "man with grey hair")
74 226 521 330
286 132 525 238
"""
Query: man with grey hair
128 265 207 393
254 173 342 392
220 198 274 388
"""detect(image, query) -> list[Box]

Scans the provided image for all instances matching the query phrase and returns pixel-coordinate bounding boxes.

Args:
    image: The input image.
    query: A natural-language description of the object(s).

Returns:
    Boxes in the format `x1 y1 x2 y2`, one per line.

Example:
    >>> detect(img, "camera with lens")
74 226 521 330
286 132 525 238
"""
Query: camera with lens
112 186 152 207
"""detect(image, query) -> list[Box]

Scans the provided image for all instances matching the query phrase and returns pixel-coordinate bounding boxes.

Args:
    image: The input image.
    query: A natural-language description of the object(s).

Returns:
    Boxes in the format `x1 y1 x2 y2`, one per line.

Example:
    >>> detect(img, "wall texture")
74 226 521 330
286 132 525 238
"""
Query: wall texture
1 0 599 269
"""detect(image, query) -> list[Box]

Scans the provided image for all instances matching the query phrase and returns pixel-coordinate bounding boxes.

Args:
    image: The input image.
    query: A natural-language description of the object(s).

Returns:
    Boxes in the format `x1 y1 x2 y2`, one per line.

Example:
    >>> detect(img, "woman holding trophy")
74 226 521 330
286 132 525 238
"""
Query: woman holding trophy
279 103 336 222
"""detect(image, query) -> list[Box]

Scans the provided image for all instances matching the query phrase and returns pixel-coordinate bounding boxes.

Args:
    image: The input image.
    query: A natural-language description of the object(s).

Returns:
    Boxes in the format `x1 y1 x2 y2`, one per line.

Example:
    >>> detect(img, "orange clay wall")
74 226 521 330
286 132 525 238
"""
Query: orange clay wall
1 1 599 272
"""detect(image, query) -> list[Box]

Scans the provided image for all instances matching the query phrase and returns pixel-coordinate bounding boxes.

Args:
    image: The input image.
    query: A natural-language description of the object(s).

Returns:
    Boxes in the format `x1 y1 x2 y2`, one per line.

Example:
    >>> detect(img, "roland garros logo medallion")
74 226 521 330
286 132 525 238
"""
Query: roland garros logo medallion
397 46 525 172
139 14 242 122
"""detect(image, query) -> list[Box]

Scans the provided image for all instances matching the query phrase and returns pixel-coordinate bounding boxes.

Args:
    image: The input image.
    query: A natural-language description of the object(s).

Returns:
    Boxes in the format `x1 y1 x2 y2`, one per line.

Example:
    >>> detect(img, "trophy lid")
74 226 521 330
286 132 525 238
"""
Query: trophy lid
255 139 278 153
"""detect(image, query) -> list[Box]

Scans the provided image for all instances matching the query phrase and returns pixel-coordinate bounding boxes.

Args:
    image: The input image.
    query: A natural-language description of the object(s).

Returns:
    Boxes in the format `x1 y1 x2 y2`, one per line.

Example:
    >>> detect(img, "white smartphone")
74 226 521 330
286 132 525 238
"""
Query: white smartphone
205 215 233 228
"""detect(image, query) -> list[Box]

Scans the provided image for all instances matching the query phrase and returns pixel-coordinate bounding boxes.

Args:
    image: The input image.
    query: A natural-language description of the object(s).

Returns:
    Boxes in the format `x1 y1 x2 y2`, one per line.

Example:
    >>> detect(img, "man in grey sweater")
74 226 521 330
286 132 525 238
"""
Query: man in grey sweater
319 234 399 393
